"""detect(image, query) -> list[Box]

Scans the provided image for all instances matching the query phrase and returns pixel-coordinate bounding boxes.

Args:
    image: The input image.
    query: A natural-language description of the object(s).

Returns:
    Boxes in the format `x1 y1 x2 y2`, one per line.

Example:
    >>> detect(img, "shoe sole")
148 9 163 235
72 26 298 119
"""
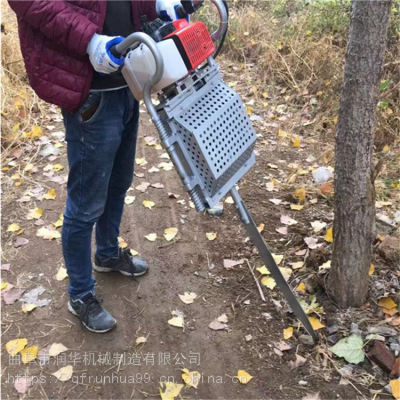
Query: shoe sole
67 302 117 334
93 264 148 277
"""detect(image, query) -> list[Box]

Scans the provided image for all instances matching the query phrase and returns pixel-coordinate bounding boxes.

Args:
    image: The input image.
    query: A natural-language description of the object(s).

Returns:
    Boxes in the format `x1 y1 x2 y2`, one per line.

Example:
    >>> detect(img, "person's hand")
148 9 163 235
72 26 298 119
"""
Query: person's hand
87 34 125 74
156 0 182 21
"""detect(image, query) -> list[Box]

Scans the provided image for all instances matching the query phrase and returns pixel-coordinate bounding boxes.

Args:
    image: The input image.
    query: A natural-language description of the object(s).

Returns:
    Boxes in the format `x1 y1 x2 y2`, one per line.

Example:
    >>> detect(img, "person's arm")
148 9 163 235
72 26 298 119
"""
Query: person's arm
8 0 98 56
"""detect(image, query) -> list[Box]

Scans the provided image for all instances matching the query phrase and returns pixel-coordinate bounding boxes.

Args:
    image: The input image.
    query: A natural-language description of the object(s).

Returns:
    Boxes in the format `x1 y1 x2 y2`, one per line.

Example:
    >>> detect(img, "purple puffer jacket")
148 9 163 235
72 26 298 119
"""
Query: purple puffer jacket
8 1 158 112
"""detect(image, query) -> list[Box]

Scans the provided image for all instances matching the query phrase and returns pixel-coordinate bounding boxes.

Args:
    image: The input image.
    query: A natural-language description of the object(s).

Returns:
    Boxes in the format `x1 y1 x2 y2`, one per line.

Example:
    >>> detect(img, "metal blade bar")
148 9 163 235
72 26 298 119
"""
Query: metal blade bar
230 188 318 342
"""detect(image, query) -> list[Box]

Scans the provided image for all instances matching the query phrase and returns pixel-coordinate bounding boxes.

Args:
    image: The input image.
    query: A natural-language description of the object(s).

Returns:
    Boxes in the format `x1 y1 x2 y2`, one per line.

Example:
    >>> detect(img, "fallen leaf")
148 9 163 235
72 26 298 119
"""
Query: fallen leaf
6 338 28 356
224 259 244 270
49 343 68 357
276 227 288 235
151 182 164 189
43 188 57 200
53 214 64 228
279 267 293 281
209 320 227 330
118 236 128 248
158 162 174 171
369 264 375 276
390 380 400 400
3 288 25 304
160 382 184 400
293 188 306 202
178 292 197 304
125 196 136 205
181 368 201 388
218 314 228 323
7 223 21 232
320 182 332 195
318 260 331 272
261 276 276 290
159 153 170 159
164 227 178 241
14 376 31 394
136 182 150 193
135 157 147 166
225 196 234 204
52 163 64 172
290 261 304 270
290 354 307 369
311 221 327 233
329 335 365 364
36 227 61 240
256 265 270 275
309 317 325 331
20 345 39 364
378 297 397 310
237 370 253 384
52 365 73 382
149 166 160 173
283 327 293 340
22 303 37 313
206 232 217 241
55 266 68 281
297 282 306 294
290 204 304 211
281 215 298 225
168 316 184 328
1 281 9 290
136 336 147 345
269 198 282 205
304 237 323 249
257 223 265 233
27 207 43 220
143 200 155 209
145 233 157 242
293 137 301 148
324 228 333 243
272 254 283 265
130 249 139 256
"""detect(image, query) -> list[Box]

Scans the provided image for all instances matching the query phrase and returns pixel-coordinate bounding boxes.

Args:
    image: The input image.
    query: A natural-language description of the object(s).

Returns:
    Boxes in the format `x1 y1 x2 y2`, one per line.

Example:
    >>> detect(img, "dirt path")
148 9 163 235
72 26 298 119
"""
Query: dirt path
1 97 371 399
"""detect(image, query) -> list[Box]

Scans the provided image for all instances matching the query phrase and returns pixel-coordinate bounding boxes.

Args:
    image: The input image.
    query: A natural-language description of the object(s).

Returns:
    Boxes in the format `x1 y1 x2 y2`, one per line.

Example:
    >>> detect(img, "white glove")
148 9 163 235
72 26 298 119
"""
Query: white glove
87 34 125 74
156 0 182 21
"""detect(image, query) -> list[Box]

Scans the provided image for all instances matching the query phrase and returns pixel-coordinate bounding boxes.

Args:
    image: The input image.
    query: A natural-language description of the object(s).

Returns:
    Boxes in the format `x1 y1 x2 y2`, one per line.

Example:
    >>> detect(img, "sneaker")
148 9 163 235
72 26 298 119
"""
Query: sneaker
68 294 116 333
93 248 149 277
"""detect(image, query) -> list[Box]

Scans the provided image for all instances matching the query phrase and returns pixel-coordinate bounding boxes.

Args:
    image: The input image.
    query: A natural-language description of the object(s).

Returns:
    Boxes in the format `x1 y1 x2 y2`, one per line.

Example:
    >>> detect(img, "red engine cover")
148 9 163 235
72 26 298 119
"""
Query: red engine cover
165 20 215 71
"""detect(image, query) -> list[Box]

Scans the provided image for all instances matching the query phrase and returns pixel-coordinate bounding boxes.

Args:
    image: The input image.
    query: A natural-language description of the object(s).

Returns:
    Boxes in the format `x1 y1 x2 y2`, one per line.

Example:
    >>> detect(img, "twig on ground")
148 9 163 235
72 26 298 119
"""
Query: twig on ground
245 259 265 302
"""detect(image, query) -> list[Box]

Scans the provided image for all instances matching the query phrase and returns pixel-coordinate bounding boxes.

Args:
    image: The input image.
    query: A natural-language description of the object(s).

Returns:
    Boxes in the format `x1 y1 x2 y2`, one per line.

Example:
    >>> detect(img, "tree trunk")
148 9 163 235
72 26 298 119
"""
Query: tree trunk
329 0 392 307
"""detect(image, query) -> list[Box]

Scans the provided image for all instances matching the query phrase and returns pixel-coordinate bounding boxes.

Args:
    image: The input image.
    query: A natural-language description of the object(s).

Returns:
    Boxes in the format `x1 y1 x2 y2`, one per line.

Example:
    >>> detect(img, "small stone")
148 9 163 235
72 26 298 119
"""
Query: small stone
378 236 400 266
328 324 339 335
367 341 396 374
299 335 314 346
299 380 308 386
350 322 361 336
390 343 400 354
245 334 253 342
368 326 398 337
327 334 339 345
261 312 273 320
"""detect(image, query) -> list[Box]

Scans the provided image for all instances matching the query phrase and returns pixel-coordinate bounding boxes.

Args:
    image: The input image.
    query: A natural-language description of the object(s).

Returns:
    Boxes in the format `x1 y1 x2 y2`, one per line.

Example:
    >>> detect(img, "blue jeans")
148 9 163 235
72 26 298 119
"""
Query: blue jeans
61 87 139 300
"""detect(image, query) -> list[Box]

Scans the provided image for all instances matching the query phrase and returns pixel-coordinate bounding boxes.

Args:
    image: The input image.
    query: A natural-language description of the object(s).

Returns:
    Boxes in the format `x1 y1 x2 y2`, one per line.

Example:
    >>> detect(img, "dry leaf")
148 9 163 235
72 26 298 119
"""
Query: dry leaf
22 303 37 313
276 226 288 235
290 204 304 211
224 259 244 270
311 221 327 233
181 368 201 389
1 281 9 290
218 314 228 323
136 336 147 345
178 292 197 304
237 370 253 384
49 343 69 357
261 276 276 289
324 228 333 243
21 345 39 364
290 261 304 270
290 354 307 369
36 227 61 240
209 320 227 330
52 365 73 382
164 227 178 241
143 200 155 209
272 254 283 265
55 266 68 281
281 215 298 225
43 188 57 200
293 137 301 148
168 316 184 328
118 236 128 248
14 376 31 394
125 196 136 205
320 182 332 195
309 317 325 331
378 297 397 310
369 264 375 276
225 196 234 204
158 162 174 171
293 188 306 202
135 157 147 166
7 223 20 232
145 233 157 242
283 327 293 340
297 282 306 294
6 338 28 356
130 249 139 256
136 182 150 192
53 214 64 228
149 166 160 173
27 207 43 220
257 223 265 233
206 232 217 241
256 265 270 275
160 382 184 400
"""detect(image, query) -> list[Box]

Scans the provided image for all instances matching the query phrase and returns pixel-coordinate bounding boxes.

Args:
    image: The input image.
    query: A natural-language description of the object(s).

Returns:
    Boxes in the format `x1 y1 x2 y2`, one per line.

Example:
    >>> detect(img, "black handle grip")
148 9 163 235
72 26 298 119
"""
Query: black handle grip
109 45 122 59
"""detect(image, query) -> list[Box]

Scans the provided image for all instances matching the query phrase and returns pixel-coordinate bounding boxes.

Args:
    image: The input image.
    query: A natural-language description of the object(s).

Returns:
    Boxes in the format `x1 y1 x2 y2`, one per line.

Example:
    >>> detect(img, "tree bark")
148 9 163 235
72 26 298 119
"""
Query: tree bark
329 0 393 307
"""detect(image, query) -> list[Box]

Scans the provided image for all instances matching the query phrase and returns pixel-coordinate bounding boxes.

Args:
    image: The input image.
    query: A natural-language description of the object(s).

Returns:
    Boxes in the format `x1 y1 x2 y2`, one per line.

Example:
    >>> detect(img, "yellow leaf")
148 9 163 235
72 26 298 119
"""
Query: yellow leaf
43 188 57 200
168 316 184 328
369 264 375 276
125 196 136 205
53 214 64 228
246 106 252 116
324 227 333 243
378 297 397 310
293 188 306 202
23 163 34 172
143 200 155 209
181 368 201 388
7 223 20 232
56 266 68 281
118 236 128 248
52 365 73 382
54 142 64 148
278 129 287 137
237 370 253 385
206 232 217 241
267 163 278 169
22 303 37 313
6 338 28 356
20 345 38 364
272 253 283 265
257 223 265 233
261 276 276 289
290 204 304 211
225 196 234 204
308 317 325 331
164 227 178 242
36 227 61 240
12 123 20 132
11 173 20 180
136 336 147 345
256 266 270 275
1 282 9 290
145 233 157 242
293 137 301 148
178 292 197 304
383 145 390 152
158 162 174 171
136 157 147 166
390 380 400 399
297 282 306 294
15 179 24 187
28 125 42 139
48 343 69 357
262 92 269 99
52 164 64 172
283 327 293 340
160 382 184 400
130 249 139 256
27 207 43 220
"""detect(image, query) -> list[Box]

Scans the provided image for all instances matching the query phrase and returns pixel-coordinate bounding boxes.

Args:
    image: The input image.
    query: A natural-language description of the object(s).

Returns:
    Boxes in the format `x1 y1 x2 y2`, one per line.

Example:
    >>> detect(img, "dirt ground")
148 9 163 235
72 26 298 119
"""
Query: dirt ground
1 66 399 400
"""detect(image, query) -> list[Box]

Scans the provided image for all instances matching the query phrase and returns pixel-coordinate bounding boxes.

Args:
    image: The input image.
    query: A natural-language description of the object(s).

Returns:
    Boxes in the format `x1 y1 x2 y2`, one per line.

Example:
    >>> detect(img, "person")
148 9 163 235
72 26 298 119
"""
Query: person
9 0 181 333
